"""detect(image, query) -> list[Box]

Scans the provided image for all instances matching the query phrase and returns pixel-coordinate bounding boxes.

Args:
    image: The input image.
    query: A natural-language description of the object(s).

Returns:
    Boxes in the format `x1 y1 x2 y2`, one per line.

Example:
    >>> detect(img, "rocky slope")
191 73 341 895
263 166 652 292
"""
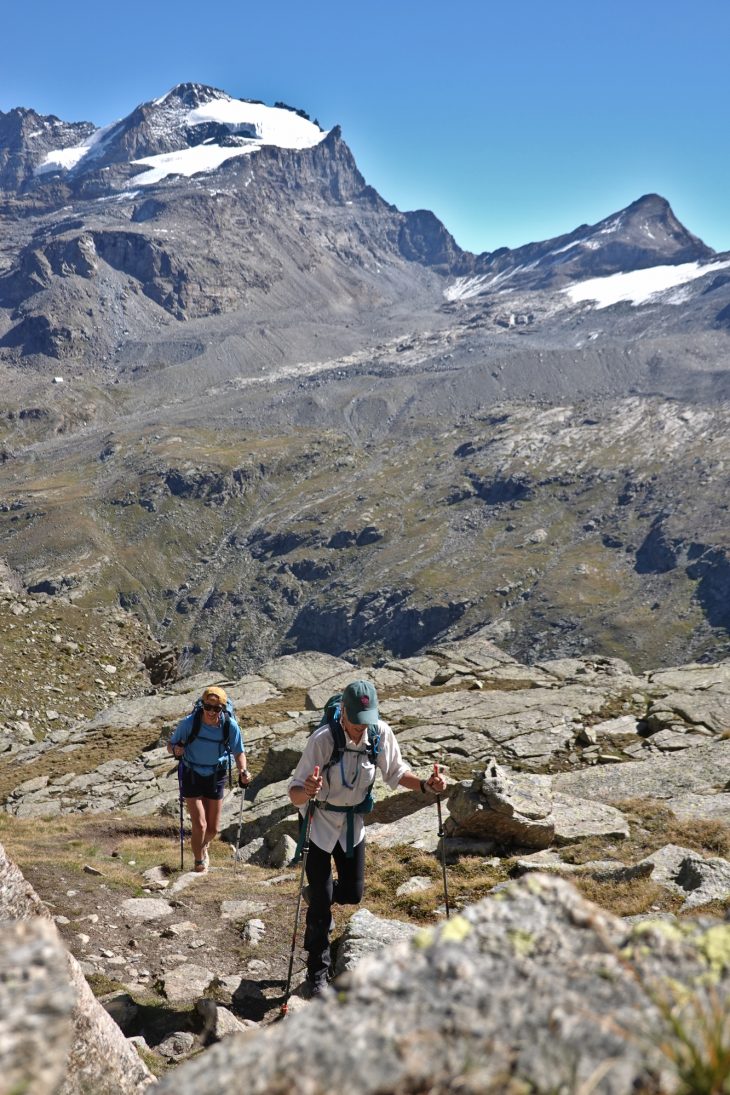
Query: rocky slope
2 391 729 675
0 841 154 1094
1 628 728 1090
151 876 729 1095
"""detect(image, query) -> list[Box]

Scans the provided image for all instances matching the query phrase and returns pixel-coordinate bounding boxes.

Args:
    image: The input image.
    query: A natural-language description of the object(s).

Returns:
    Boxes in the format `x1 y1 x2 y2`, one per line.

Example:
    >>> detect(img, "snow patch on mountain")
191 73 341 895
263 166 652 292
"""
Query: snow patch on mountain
36 122 116 175
445 263 542 300
129 143 259 186
185 98 323 149
564 259 730 309
444 274 493 301
129 98 326 186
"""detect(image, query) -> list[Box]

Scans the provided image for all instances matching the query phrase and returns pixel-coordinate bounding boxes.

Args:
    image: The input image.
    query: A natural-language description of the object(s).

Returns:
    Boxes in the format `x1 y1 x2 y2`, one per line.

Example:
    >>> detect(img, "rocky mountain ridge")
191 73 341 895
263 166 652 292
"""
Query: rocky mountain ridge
468 193 715 290
1 82 730 675
0 83 324 196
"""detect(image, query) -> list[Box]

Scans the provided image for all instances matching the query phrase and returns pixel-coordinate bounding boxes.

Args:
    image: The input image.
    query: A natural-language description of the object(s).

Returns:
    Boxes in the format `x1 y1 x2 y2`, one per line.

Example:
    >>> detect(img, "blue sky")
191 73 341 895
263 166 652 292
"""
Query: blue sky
2 0 728 255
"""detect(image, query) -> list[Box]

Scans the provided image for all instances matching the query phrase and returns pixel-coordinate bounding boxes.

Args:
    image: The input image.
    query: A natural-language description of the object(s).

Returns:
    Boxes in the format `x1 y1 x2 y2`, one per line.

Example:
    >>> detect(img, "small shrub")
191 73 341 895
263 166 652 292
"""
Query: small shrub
654 985 730 1094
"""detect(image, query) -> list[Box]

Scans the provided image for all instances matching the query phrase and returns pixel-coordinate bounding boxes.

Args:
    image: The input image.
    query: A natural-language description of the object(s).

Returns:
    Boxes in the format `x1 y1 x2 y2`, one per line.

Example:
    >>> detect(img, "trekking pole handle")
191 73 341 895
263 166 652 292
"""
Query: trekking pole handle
305 765 321 799
430 762 446 791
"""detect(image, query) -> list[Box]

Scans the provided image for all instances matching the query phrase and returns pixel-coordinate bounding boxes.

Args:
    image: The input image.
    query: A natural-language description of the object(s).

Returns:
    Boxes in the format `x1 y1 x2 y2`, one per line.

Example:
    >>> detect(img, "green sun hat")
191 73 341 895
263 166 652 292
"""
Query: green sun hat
342 680 380 726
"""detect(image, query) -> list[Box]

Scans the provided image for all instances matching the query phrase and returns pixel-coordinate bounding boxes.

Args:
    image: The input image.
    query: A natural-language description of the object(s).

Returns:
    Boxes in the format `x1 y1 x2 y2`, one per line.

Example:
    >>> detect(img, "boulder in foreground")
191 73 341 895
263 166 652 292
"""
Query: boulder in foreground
152 874 730 1095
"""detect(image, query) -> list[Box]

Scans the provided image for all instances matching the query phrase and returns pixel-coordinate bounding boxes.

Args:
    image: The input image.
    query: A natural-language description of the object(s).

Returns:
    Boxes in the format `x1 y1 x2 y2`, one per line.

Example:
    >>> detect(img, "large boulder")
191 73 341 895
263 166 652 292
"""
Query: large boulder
366 798 445 852
0 918 75 1095
151 875 730 1095
640 844 730 910
334 907 418 975
0 840 154 1093
257 652 356 692
446 759 555 849
553 739 730 804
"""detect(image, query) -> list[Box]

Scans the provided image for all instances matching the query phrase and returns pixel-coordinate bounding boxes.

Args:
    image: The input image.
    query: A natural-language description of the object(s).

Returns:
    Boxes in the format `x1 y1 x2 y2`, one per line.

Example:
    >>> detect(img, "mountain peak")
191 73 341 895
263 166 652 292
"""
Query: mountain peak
467 191 714 295
627 192 672 213
0 107 95 191
590 192 713 265
5 85 328 195
153 82 231 110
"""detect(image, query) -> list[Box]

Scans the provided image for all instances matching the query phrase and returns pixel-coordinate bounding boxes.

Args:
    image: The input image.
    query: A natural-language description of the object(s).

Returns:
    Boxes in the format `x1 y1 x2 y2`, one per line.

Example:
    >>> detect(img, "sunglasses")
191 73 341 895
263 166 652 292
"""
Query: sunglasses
202 702 223 713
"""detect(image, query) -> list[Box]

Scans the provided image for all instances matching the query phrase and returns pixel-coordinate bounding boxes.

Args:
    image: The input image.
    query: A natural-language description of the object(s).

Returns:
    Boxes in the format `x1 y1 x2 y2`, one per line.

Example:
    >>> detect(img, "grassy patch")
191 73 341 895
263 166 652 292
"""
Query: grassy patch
572 876 681 918
85 972 128 996
657 986 730 1094
562 799 730 866
553 799 730 918
364 844 507 921
586 691 649 724
132 1044 169 1079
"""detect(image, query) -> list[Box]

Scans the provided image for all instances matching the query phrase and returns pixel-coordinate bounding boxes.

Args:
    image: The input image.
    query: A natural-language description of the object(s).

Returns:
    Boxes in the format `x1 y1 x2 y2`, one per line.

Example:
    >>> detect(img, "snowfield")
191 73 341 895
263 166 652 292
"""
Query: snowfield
445 258 730 309
185 98 323 149
563 260 730 309
129 143 260 186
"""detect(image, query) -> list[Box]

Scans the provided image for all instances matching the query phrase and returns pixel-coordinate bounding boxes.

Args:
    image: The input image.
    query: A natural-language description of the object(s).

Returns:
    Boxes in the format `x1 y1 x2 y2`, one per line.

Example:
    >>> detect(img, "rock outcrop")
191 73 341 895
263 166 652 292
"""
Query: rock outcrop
151 874 730 1095
0 841 154 1094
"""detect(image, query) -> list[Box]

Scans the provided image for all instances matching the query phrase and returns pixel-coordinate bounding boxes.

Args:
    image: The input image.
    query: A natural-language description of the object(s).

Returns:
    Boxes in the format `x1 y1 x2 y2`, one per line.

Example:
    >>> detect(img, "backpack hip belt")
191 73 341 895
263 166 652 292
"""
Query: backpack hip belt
322 791 374 858
292 789 373 861
181 757 228 776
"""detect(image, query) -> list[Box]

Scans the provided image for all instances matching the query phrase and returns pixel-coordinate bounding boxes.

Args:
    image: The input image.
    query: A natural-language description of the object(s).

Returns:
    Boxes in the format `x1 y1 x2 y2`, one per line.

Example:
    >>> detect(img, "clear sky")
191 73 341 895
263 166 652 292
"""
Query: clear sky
2 0 728 256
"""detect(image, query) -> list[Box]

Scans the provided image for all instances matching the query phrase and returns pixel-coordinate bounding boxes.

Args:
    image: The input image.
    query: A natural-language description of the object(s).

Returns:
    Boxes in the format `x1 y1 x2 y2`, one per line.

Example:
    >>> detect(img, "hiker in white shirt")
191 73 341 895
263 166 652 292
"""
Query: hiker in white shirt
288 679 446 996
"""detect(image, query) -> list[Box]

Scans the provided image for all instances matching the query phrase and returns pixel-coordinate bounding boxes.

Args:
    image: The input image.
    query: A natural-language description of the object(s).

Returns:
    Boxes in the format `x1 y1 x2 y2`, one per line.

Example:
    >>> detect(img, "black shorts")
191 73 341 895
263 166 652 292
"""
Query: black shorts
180 765 226 800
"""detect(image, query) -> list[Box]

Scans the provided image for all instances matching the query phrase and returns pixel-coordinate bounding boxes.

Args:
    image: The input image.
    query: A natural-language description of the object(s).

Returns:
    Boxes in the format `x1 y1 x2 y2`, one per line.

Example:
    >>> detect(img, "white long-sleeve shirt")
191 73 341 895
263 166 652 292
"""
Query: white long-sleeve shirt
288 719 408 853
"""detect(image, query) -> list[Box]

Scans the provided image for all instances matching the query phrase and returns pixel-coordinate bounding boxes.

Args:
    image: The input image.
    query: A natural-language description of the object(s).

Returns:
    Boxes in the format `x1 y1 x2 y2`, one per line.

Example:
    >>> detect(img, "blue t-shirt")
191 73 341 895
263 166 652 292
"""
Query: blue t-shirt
170 710 244 776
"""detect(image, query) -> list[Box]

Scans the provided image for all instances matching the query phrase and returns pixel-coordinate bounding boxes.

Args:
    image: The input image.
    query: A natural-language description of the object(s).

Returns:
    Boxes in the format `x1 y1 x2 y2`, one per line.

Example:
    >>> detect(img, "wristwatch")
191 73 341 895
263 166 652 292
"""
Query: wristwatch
419 779 428 794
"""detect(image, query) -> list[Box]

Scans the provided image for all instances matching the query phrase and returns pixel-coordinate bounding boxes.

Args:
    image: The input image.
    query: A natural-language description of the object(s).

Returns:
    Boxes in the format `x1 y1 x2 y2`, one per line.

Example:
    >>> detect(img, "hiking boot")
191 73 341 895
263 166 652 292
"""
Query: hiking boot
194 859 207 874
303 976 328 1000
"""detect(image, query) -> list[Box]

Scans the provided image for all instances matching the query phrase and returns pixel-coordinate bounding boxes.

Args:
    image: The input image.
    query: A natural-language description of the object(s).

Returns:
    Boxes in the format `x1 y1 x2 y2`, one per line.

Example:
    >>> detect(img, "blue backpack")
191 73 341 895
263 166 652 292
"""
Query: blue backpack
185 696 236 787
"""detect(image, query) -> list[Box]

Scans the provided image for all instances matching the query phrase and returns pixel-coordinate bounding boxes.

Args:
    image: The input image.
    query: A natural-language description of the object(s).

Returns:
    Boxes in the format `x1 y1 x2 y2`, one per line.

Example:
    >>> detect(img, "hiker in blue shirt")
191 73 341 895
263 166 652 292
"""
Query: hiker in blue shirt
288 679 447 996
168 685 251 873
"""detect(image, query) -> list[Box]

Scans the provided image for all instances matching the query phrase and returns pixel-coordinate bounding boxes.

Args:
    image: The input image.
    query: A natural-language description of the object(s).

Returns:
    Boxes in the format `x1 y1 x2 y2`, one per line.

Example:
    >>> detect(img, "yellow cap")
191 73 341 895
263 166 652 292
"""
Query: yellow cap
202 686 227 705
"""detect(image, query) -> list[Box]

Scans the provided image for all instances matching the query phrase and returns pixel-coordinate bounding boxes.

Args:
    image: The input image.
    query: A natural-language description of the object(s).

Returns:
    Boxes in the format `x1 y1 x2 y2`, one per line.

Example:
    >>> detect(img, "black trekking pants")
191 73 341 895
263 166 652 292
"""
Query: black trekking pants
304 837 365 983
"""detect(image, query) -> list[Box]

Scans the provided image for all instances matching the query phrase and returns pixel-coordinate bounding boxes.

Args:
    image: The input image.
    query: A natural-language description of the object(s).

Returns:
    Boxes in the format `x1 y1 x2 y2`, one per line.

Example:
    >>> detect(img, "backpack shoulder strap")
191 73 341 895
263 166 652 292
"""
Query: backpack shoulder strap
187 704 203 744
366 725 381 764
322 718 346 775
325 717 355 788
186 701 233 750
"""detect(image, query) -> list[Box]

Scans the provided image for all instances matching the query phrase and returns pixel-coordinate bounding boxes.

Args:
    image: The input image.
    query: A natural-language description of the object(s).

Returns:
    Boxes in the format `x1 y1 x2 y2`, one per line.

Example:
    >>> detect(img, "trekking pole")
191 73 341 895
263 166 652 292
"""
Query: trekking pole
280 767 319 1017
234 773 247 876
434 763 451 919
177 760 185 872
